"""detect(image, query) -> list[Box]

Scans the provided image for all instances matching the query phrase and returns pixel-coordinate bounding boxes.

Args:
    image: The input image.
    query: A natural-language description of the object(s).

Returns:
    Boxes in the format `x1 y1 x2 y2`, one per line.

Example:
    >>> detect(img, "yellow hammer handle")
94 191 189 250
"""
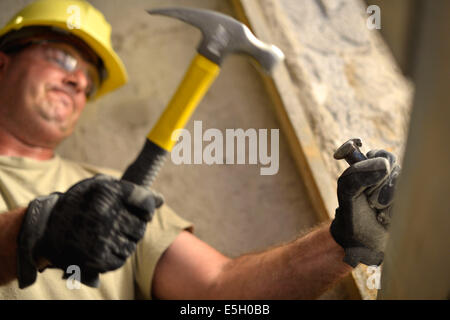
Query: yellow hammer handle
147 54 220 151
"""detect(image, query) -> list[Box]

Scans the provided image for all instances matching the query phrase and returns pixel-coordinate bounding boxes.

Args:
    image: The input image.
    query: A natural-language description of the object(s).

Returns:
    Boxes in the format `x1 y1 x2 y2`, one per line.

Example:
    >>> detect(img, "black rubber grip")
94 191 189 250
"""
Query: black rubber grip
121 139 168 188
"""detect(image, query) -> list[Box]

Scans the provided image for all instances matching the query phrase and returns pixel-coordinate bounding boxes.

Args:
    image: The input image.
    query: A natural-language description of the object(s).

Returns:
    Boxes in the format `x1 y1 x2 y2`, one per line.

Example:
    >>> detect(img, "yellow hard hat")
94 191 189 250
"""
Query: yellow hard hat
0 0 128 99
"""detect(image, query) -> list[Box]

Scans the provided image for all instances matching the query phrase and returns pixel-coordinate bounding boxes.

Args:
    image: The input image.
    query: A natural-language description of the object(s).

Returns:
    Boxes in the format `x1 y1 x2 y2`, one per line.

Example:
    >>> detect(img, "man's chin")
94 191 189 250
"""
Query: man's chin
39 106 72 125
33 118 74 147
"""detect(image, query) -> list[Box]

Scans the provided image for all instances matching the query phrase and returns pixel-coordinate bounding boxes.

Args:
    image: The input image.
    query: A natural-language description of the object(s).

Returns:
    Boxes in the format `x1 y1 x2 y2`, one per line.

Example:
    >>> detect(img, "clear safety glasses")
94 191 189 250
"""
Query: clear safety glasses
4 40 101 99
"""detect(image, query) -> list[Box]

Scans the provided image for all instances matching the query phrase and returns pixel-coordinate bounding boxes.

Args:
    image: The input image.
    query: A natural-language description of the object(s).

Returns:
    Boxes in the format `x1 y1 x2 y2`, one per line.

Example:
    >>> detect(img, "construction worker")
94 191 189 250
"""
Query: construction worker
0 0 400 299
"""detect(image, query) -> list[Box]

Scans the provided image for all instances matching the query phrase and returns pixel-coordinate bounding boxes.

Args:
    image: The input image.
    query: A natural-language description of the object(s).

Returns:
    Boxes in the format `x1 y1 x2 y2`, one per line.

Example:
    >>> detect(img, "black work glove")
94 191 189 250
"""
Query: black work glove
17 174 164 289
330 150 401 267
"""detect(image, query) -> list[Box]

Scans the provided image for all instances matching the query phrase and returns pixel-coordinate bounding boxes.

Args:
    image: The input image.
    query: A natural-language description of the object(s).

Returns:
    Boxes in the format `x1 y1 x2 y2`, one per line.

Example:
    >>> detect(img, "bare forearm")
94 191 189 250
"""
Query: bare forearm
212 223 352 299
0 207 26 285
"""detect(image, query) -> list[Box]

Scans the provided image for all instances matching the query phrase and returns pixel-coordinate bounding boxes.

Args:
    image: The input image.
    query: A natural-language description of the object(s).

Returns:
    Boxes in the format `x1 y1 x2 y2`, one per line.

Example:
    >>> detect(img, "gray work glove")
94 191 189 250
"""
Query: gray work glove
330 150 401 267
17 174 164 289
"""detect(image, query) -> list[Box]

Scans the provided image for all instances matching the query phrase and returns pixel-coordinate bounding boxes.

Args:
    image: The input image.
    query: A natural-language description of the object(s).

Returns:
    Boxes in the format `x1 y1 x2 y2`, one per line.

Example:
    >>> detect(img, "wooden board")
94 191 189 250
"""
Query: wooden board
378 0 450 299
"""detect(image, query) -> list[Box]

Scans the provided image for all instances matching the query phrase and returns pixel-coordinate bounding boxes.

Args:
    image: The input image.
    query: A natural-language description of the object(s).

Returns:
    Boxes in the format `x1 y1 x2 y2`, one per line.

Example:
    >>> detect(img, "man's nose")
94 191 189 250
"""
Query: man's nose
63 69 89 94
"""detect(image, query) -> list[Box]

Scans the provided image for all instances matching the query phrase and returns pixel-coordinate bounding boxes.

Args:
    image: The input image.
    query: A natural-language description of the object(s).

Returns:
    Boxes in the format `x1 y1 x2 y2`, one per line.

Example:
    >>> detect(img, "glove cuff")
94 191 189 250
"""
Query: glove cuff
329 210 347 249
17 193 60 289
343 247 384 267
330 210 384 268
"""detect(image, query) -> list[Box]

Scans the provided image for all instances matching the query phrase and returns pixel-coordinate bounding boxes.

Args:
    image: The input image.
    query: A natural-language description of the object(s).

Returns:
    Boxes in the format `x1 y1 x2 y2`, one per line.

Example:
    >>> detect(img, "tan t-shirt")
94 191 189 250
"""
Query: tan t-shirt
0 154 192 299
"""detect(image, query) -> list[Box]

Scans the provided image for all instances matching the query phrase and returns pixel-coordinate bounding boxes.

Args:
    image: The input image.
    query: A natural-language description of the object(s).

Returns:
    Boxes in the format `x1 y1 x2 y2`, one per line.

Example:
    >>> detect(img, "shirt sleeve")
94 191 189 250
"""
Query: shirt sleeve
132 204 193 299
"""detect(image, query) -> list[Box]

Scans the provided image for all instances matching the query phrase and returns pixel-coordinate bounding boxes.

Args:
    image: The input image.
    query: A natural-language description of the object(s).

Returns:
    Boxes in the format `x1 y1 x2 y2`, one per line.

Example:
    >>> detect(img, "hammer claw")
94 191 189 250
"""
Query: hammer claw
147 7 284 71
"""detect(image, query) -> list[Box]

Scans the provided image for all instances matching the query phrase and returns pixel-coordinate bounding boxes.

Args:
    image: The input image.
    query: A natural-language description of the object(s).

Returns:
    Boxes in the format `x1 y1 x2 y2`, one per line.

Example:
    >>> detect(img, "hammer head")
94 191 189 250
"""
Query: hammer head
147 7 284 74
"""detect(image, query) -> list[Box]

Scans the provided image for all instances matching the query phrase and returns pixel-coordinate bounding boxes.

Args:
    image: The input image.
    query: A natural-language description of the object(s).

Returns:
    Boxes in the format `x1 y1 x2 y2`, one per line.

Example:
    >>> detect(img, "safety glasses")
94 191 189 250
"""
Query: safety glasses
4 40 101 99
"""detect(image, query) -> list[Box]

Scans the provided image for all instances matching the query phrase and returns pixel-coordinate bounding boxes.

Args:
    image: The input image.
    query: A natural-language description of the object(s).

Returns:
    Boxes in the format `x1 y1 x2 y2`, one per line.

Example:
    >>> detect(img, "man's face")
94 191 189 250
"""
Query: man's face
0 41 97 148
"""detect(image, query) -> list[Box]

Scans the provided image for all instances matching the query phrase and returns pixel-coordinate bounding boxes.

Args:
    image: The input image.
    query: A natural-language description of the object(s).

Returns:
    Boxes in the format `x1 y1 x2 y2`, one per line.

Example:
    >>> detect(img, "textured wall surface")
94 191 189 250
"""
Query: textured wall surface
265 0 413 179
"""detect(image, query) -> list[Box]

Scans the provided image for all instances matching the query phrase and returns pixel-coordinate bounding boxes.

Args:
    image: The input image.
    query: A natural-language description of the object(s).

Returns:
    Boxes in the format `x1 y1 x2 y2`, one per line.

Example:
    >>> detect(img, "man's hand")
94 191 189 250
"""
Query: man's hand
16 175 164 289
330 150 401 267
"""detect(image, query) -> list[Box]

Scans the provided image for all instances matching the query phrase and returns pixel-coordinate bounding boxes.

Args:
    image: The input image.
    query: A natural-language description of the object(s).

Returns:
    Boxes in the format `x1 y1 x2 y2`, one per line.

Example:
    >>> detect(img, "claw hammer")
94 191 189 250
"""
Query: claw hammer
121 7 284 187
